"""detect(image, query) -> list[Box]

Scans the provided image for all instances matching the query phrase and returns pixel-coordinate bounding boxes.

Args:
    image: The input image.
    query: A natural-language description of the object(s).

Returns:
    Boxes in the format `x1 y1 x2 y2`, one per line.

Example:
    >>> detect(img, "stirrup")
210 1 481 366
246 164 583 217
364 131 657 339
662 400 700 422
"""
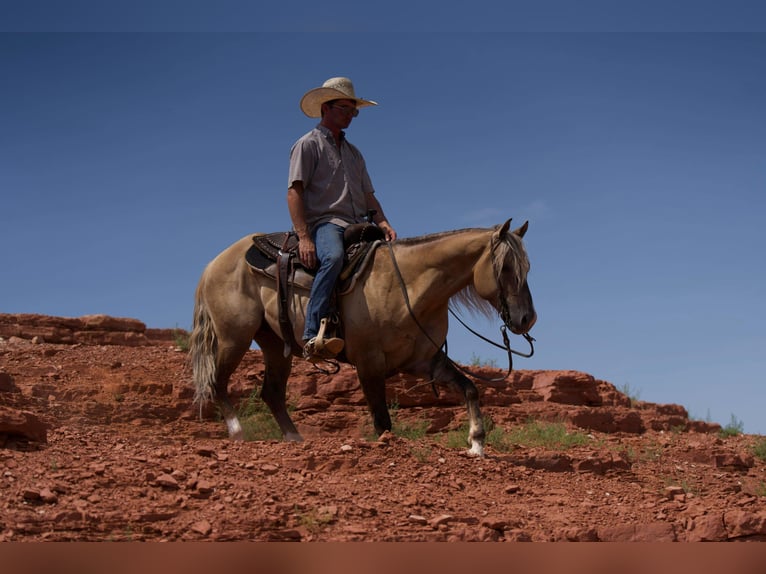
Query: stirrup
315 317 343 352
304 318 344 362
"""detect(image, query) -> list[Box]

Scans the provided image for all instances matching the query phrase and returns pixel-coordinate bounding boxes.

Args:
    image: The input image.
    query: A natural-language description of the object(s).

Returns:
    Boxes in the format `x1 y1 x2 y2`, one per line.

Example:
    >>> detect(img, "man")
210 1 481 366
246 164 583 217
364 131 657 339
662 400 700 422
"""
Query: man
287 77 396 362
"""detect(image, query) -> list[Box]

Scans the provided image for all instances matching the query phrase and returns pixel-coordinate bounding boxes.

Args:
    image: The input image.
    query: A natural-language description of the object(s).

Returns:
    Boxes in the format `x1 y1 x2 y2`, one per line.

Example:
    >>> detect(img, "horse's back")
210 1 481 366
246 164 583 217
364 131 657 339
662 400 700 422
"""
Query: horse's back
205 235 256 274
197 234 267 323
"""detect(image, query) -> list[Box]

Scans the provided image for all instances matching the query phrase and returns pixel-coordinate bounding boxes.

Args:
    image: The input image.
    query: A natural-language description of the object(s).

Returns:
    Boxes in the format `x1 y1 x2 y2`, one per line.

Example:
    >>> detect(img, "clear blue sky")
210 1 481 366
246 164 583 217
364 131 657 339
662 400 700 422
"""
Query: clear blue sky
2 29 764 433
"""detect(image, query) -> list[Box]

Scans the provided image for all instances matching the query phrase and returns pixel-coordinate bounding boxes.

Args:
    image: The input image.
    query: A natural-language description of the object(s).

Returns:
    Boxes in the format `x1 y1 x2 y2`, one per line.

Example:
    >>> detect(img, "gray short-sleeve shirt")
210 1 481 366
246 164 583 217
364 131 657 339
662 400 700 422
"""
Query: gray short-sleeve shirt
288 125 374 231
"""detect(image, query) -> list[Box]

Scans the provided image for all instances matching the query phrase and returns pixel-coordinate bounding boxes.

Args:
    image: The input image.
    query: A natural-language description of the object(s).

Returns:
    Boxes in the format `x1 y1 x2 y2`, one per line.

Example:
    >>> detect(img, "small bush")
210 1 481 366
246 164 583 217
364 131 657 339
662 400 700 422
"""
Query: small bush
235 392 283 441
439 416 495 449
439 418 590 452
486 425 515 453
388 399 429 440
173 327 190 352
719 414 745 438
506 419 590 450
469 354 497 368
618 383 641 406
752 438 766 461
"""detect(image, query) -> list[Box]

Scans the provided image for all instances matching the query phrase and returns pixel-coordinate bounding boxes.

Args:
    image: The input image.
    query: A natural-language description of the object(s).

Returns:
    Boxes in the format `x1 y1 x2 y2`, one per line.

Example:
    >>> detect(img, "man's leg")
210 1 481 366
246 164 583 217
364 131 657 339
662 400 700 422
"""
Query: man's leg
303 223 345 358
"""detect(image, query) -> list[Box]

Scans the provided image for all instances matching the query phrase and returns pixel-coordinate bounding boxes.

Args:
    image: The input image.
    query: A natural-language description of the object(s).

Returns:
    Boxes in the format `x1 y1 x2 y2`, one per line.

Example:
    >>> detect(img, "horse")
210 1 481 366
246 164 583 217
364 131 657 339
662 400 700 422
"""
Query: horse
189 218 536 456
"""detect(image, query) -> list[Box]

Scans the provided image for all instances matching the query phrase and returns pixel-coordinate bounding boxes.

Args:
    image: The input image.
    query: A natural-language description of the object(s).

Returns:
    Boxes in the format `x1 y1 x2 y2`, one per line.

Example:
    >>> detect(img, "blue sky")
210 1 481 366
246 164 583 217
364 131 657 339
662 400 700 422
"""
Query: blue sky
2 31 764 434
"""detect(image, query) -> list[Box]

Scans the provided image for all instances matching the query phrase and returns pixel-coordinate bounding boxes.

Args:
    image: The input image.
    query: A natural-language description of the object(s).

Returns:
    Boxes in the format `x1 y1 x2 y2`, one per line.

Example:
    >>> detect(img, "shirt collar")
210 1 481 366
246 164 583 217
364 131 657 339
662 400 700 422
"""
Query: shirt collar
316 124 346 144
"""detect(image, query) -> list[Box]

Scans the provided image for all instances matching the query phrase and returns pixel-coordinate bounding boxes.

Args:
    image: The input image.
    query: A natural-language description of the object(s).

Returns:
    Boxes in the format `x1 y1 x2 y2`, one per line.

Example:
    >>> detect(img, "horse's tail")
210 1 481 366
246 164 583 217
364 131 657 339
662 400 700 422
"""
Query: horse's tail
189 281 218 409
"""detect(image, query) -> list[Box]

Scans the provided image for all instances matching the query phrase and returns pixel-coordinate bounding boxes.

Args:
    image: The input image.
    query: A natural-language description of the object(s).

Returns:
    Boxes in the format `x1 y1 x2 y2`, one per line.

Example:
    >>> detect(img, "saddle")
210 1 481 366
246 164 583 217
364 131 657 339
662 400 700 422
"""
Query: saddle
245 223 386 357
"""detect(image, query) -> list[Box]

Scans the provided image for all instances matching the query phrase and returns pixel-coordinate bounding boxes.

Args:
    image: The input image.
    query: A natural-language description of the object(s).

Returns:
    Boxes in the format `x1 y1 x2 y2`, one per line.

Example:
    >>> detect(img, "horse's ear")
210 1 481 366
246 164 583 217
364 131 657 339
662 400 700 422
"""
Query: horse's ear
512 220 529 238
499 218 512 236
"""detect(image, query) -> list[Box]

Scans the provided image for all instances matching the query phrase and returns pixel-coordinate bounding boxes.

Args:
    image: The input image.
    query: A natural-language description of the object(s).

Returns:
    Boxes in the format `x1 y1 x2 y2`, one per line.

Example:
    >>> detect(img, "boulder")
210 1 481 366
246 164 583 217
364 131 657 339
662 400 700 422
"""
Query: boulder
0 405 48 443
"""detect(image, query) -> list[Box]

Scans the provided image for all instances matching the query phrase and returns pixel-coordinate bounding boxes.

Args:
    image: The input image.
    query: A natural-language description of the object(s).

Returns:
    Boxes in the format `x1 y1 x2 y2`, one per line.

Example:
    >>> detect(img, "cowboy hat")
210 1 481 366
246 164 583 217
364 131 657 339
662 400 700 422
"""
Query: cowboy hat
299 77 378 118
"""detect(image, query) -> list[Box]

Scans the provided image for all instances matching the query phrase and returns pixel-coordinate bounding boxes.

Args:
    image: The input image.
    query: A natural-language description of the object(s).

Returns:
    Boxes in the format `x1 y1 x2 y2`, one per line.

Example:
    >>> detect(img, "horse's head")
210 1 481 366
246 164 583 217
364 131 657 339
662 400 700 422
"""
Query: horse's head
473 219 537 335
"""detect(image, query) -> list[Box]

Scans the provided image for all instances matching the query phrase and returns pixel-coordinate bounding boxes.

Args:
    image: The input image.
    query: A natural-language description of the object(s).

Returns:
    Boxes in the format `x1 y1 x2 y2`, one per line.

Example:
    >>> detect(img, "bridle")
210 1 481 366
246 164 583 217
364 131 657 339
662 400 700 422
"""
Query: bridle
386 236 535 385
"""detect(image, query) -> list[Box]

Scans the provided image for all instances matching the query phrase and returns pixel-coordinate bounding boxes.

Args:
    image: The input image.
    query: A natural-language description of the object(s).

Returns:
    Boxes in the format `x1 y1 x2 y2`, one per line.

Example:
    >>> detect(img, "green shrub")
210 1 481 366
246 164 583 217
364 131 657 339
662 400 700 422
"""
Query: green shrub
439 418 590 452
234 392 284 441
388 399 429 440
173 327 190 351
719 414 745 438
469 353 497 368
506 419 590 450
618 383 641 406
752 437 766 461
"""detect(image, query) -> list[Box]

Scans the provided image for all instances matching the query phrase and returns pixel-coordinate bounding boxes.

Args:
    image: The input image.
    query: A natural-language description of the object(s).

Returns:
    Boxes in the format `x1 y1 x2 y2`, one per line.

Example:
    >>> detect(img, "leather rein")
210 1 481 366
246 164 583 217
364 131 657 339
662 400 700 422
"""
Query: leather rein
385 241 535 384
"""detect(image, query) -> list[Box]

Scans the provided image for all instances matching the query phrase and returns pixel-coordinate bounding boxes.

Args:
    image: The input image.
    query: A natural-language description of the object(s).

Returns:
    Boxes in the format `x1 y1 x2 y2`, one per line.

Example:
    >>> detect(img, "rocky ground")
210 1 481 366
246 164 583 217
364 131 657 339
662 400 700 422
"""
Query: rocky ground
1 313 765 542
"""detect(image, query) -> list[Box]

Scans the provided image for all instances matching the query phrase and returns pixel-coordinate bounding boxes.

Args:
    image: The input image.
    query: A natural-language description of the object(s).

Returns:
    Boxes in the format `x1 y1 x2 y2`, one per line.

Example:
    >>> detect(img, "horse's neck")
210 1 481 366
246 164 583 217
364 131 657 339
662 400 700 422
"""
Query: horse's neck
392 228 490 302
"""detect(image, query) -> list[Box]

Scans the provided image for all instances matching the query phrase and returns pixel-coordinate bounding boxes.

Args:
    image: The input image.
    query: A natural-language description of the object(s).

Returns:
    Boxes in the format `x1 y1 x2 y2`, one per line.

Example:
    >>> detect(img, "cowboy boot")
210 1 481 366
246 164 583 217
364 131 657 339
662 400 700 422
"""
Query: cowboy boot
304 317 344 362
314 317 344 356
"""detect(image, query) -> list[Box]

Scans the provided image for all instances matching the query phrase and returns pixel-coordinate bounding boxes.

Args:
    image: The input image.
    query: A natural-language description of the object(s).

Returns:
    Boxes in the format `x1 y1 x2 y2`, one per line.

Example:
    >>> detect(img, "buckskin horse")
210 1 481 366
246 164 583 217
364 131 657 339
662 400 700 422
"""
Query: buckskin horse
189 219 536 456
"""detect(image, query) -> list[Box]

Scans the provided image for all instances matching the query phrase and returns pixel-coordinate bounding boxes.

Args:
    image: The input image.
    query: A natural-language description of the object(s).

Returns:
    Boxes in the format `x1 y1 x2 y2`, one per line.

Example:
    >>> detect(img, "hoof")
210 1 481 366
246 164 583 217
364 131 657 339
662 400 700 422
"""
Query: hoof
467 441 485 458
225 416 244 441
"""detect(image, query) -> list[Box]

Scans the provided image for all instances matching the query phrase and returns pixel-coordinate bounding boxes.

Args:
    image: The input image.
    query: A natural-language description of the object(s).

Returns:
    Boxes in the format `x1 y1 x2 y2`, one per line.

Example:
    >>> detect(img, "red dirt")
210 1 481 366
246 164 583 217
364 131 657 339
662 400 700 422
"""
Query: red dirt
1 314 765 542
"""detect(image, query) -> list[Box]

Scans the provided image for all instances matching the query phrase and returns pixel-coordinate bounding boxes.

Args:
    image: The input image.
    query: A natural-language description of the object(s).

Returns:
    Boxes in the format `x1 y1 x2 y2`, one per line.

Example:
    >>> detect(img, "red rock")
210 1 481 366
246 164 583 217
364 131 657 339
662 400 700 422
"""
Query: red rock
686 513 727 541
531 371 603 405
570 408 644 433
154 473 180 489
598 522 677 542
429 514 454 528
0 372 19 393
195 480 215 495
481 517 509 530
39 488 58 503
714 452 754 470
22 488 41 501
0 405 48 442
724 510 766 539
191 520 212 536
664 485 686 500
0 313 148 346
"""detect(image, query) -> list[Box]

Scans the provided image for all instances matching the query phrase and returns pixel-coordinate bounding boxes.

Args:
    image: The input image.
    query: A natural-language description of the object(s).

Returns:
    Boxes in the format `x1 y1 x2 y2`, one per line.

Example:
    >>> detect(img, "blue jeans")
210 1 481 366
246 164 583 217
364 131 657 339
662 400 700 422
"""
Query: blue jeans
303 222 345 341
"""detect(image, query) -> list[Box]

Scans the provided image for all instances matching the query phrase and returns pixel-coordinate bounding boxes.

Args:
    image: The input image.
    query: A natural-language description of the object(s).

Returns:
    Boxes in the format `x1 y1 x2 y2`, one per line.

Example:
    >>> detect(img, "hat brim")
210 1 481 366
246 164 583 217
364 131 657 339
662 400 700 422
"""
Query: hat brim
300 87 377 118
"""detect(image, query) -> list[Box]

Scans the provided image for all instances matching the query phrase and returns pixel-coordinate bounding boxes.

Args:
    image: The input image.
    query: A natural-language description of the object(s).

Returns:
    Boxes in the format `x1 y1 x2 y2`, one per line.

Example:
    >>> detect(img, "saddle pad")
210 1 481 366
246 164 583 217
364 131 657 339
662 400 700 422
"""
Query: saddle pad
245 244 315 290
245 234 382 293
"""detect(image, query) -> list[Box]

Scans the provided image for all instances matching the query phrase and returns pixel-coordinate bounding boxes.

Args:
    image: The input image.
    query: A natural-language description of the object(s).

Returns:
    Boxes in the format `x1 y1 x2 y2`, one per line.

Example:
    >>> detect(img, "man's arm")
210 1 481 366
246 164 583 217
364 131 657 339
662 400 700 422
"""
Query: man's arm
287 181 317 268
365 192 397 241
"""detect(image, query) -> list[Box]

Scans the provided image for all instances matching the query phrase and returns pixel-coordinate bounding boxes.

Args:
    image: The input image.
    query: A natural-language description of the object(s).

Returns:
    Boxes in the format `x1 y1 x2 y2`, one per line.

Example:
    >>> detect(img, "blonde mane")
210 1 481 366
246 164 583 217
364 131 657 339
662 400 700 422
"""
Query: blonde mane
449 227 530 319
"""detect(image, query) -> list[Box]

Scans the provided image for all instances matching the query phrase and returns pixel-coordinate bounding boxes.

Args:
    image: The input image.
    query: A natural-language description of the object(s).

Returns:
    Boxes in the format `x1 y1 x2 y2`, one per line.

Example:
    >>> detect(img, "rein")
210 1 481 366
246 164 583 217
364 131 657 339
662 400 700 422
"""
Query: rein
385 242 535 385
447 308 535 381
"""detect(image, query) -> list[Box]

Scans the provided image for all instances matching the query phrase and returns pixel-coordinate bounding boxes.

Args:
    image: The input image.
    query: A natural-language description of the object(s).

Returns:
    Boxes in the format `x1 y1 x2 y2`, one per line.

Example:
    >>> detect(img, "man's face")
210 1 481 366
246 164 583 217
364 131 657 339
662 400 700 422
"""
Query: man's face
323 98 358 129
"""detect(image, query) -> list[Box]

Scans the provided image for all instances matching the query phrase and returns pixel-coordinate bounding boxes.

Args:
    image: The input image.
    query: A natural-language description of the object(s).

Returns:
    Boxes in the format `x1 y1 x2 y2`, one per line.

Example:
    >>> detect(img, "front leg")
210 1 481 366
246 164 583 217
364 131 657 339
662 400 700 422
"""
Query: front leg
356 359 392 436
430 351 486 456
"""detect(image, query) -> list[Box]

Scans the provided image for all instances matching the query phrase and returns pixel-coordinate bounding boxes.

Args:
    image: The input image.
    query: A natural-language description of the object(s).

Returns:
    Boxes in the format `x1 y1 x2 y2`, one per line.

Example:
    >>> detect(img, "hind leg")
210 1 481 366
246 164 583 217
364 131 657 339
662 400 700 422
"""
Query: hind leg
430 351 486 457
214 339 252 441
256 329 303 441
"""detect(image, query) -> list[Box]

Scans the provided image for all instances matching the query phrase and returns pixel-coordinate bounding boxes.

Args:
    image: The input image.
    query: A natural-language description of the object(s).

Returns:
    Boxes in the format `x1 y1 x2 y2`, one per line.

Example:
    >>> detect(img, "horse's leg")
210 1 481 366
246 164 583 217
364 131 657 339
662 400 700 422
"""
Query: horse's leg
214 339 251 441
430 351 486 457
356 358 392 436
255 329 302 442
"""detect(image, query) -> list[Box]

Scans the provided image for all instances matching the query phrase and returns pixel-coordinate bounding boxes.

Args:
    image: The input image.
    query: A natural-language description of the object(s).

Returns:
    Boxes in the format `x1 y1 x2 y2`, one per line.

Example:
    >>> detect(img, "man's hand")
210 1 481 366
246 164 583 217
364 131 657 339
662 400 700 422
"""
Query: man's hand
378 221 397 242
298 236 317 269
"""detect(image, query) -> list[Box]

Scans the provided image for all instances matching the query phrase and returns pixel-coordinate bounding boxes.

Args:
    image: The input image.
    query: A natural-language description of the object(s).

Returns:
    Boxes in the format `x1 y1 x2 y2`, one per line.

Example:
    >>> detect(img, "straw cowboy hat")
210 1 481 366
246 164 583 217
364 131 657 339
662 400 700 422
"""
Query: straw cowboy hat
300 77 378 118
